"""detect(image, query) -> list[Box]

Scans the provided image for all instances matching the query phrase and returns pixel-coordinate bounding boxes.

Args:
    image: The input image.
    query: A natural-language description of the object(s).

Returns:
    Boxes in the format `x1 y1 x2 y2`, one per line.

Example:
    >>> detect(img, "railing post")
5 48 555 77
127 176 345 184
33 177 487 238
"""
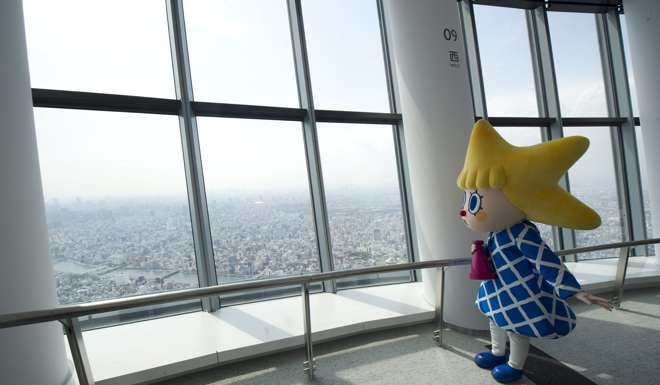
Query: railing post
301 282 316 379
62 317 95 385
432 267 446 347
612 246 631 308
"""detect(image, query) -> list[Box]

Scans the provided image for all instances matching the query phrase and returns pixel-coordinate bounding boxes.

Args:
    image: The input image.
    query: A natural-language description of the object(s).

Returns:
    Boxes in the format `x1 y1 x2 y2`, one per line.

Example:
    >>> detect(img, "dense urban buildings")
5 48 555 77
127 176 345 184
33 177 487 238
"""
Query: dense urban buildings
46 184 646 305
47 190 409 304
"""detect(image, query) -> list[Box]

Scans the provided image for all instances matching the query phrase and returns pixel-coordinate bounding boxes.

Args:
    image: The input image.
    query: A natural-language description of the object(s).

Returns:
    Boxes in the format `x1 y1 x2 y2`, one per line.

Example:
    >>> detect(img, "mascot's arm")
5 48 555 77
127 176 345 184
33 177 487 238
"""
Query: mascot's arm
516 223 581 299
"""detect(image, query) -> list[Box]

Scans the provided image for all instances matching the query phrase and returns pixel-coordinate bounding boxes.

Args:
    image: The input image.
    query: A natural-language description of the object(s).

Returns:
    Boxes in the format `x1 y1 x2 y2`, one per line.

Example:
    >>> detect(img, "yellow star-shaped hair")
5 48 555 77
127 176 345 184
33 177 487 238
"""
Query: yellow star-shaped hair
457 119 601 230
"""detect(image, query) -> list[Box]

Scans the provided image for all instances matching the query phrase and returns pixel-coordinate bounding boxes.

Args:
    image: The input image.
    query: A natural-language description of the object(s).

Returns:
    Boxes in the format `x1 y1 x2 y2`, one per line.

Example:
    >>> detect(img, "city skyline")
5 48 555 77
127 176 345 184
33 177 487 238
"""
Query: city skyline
48 190 409 305
46 183 646 305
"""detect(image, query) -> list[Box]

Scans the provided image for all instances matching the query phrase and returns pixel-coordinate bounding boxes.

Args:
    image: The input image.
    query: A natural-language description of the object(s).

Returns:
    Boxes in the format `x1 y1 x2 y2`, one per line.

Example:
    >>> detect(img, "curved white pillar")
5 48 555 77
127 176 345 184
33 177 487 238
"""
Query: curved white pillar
0 1 71 384
624 0 660 258
383 0 487 330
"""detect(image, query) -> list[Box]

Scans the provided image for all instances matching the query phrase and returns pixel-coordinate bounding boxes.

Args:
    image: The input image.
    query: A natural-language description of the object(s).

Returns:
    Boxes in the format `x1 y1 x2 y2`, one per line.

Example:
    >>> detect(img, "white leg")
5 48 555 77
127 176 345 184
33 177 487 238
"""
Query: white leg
490 321 507 357
506 332 530 370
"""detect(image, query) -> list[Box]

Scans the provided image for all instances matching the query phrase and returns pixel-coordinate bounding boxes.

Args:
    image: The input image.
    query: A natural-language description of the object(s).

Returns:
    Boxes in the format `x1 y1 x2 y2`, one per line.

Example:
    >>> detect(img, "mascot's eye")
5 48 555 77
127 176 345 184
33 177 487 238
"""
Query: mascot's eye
467 191 483 215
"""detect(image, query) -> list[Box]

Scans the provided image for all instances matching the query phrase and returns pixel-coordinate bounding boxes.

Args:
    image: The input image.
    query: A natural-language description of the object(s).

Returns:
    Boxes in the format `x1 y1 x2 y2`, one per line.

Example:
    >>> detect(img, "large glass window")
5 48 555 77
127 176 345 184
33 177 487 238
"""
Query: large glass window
197 118 319 283
474 6 538 117
34 109 197 305
302 0 390 112
183 0 299 107
23 0 413 315
465 5 647 266
564 127 623 259
23 0 174 98
317 123 409 287
549 12 608 117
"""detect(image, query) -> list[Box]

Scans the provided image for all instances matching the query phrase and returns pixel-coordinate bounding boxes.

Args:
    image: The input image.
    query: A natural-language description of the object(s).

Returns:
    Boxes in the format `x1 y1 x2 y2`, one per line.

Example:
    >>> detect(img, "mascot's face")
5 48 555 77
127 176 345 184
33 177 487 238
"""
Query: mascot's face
459 188 526 233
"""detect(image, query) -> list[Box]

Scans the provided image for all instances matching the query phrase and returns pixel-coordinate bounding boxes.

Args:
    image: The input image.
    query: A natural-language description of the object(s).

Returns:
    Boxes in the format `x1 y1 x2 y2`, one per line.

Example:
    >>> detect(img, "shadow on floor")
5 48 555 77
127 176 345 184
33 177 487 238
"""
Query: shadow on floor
214 307 294 342
339 290 431 315
617 307 660 320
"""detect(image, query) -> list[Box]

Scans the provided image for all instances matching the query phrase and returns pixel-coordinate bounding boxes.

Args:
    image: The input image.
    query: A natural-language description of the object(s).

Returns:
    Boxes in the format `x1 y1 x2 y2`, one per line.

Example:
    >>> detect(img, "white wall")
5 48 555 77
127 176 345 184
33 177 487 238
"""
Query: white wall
383 0 488 330
0 1 71 384
624 0 660 259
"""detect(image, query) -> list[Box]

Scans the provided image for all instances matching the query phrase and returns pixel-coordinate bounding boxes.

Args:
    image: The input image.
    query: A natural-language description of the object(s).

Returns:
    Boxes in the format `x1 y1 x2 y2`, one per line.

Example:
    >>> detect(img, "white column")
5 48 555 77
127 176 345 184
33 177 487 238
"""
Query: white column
383 0 487 330
624 0 660 258
0 1 71 384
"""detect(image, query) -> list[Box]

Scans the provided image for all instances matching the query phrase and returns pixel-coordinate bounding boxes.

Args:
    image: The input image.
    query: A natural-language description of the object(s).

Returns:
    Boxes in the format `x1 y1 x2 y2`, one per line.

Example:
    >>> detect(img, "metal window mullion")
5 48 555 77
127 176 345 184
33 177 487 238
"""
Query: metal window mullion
596 13 631 245
313 110 401 124
31 89 181 115
486 117 556 126
459 0 488 118
527 6 576 257
287 0 335 292
596 11 646 255
166 0 219 311
377 0 417 281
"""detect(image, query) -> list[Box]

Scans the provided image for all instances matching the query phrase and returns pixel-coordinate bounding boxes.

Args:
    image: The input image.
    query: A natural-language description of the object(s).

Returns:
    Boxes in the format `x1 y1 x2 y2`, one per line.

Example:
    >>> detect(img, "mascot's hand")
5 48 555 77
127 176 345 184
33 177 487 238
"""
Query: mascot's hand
575 291 613 311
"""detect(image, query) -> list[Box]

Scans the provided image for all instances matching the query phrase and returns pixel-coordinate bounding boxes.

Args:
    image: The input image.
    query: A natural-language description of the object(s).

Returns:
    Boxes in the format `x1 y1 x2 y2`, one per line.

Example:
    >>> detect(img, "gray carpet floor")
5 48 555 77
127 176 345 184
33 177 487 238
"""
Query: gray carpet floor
532 288 660 385
155 325 533 385
155 288 660 385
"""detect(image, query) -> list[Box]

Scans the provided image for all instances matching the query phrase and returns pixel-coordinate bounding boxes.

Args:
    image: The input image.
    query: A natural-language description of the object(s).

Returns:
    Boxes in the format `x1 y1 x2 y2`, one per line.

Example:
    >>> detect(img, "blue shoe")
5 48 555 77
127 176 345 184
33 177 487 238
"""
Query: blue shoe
491 363 523 383
474 351 507 369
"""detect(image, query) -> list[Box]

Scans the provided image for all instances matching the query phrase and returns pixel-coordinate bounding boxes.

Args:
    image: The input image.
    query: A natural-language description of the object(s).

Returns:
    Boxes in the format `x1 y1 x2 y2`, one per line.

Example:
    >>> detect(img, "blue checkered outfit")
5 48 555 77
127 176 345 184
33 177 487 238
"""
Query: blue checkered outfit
476 220 581 339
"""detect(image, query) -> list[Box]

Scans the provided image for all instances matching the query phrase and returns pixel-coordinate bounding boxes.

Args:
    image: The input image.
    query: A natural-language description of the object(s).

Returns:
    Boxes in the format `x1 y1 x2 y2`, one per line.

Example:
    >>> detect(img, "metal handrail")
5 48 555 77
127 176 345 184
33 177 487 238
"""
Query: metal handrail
1 237 659 385
555 237 660 256
0 257 470 329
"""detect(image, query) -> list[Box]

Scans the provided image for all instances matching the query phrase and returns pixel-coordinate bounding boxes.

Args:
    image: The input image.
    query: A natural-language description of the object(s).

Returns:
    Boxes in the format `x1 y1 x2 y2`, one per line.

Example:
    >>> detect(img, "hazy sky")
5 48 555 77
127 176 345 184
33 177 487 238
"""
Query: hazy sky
21 1 644 201
474 5 538 117
24 0 392 200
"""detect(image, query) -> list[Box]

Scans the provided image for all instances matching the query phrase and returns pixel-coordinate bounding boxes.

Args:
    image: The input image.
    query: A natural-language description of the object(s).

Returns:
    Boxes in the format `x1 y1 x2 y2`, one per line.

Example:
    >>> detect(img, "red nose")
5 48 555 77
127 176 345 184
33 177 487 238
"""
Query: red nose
458 209 467 217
